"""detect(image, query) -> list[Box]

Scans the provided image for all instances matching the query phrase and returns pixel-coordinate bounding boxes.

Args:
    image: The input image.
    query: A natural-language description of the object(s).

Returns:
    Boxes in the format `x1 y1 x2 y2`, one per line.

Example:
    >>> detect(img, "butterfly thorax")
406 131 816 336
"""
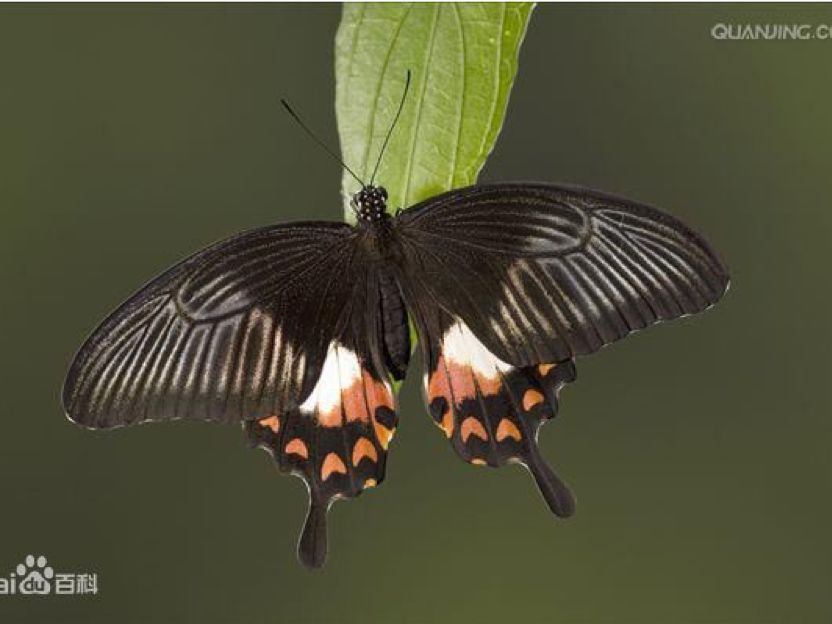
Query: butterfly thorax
352 185 389 224
352 184 400 261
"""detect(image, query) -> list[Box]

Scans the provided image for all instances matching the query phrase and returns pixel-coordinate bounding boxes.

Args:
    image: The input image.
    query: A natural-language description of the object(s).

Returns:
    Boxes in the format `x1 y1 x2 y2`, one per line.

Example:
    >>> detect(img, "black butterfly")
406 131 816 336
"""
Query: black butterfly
62 86 729 569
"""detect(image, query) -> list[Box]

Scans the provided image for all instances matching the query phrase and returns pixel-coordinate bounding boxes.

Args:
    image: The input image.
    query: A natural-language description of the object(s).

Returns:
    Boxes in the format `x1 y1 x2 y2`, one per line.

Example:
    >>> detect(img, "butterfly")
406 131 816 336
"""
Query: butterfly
62 79 729 568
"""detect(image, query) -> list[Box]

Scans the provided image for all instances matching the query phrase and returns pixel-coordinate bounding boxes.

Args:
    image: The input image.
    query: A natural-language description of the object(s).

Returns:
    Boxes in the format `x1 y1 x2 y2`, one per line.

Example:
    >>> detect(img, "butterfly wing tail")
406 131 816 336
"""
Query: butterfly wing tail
298 496 328 569
526 445 576 518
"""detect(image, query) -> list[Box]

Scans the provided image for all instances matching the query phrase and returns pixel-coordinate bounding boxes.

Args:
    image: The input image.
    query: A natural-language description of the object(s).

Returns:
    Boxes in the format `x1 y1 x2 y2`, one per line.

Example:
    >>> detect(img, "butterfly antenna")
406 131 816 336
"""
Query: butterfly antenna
369 69 412 186
280 99 366 188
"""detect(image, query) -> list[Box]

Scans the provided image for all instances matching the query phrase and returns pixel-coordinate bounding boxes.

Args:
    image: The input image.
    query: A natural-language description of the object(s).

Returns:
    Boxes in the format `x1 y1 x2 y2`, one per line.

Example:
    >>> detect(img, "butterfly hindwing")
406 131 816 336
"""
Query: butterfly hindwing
412 302 576 516
244 340 397 568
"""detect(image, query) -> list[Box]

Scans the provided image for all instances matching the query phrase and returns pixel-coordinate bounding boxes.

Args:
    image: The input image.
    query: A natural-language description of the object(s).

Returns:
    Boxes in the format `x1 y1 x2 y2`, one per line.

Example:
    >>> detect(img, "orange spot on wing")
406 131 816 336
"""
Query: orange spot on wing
363 478 377 489
436 355 477 405
352 437 378 466
460 417 488 443
433 349 505 403
363 371 393 412
317 406 341 428
284 438 309 459
428 357 455 439
373 422 395 450
316 367 385 427
538 363 556 376
496 418 522 442
258 415 280 433
429 406 454 438
441 411 454 438
428 355 451 401
321 453 348 481
447 361 476 402
342 378 370 423
470 458 487 466
361 372 395 450
523 389 545 411
427 355 452 402
474 371 502 395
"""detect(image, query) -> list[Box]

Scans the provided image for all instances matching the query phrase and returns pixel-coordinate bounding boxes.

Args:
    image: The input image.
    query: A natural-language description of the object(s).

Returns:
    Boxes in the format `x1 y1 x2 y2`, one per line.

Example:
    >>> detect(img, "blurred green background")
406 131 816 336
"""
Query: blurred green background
1 4 830 623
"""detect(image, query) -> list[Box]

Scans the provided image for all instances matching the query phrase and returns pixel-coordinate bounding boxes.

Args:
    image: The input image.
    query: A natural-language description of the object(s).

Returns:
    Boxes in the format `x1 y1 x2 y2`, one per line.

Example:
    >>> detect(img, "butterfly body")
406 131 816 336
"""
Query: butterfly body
63 181 729 568
376 265 411 381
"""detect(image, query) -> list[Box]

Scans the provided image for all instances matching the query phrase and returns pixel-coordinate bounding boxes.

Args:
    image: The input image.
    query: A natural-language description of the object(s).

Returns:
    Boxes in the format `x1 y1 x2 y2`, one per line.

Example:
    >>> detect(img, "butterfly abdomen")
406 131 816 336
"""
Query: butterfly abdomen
378 268 410 381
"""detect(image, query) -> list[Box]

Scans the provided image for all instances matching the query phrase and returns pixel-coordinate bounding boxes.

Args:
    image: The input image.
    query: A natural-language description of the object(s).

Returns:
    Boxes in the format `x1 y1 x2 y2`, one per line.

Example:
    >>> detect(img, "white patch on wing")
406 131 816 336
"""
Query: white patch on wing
299 342 362 417
442 319 513 379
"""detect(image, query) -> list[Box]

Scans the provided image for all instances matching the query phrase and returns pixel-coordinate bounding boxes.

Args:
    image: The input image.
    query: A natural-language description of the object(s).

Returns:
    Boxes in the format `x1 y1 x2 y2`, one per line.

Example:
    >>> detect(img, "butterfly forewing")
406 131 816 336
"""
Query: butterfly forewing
62 222 369 428
394 183 729 366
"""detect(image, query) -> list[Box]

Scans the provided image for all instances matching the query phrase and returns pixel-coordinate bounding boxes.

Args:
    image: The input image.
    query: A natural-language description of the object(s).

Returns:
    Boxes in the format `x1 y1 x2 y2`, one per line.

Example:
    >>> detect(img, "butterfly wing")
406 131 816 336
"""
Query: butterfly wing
395 182 728 363
393 182 728 513
63 221 398 567
244 336 397 568
64 221 357 427
409 300 579 517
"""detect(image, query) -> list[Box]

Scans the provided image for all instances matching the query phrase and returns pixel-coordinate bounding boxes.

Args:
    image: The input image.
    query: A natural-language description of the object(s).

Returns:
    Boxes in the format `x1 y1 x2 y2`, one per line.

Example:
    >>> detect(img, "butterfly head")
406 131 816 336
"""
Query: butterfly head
352 185 389 223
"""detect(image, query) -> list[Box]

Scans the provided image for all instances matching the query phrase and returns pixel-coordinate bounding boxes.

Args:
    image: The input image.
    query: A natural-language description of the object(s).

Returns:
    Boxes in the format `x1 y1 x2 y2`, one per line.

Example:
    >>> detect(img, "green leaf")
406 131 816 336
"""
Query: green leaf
335 2 535 221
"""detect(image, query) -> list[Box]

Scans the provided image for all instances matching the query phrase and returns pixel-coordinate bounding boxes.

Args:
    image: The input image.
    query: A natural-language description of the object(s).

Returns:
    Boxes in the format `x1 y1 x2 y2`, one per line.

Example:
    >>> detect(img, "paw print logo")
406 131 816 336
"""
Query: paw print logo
17 554 54 595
